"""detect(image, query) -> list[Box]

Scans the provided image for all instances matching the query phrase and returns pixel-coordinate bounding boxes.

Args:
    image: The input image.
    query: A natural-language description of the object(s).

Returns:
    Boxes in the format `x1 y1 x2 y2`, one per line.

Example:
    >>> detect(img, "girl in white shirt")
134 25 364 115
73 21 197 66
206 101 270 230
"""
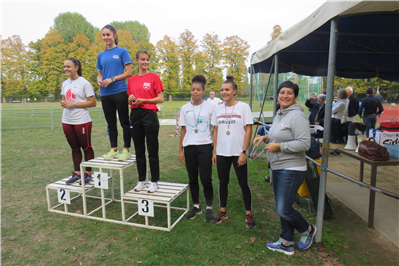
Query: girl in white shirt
179 75 215 222
211 75 255 229
60 58 96 185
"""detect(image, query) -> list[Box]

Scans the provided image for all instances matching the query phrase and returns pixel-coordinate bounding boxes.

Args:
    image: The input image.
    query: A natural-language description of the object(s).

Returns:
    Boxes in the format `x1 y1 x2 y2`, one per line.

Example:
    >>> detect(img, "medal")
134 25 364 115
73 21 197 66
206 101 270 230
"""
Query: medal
195 129 198 133
225 101 237 136
192 101 203 134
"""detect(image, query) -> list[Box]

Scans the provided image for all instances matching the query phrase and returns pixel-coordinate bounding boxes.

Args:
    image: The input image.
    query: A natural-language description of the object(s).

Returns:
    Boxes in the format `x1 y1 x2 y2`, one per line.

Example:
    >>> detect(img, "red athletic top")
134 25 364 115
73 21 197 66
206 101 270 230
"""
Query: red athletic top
127 72 164 112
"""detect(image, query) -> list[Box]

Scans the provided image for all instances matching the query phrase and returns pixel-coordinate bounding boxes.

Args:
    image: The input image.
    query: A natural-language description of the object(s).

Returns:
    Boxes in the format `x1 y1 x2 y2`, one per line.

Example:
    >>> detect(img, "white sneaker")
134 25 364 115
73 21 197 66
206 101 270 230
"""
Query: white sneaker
147 182 159 193
134 181 146 192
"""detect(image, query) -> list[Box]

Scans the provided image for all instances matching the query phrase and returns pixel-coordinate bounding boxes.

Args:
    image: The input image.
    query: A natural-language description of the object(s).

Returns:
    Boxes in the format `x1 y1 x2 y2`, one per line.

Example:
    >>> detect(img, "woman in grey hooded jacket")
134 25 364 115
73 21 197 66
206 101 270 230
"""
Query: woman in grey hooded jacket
253 81 316 256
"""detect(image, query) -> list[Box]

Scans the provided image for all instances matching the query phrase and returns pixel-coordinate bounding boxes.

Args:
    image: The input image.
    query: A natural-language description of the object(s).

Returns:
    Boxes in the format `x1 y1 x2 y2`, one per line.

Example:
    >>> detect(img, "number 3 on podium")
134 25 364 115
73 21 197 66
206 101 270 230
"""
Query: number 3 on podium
138 199 154 217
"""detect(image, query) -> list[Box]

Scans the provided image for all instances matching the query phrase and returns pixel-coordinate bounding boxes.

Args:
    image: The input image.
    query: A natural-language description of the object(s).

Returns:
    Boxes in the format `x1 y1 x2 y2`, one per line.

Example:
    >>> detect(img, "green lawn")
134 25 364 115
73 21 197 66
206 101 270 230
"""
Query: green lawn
1 102 396 265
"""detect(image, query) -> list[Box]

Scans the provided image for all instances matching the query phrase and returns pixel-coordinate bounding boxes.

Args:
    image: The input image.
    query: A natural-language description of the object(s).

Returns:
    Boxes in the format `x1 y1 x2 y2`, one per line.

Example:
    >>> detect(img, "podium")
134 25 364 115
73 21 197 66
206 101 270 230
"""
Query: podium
46 155 189 231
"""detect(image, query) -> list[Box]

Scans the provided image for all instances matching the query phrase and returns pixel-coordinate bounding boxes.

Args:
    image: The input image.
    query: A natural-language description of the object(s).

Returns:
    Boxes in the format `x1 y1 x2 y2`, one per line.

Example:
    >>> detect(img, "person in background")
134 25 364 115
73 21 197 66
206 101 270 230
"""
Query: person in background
211 75 255 229
207 91 222 105
128 50 164 193
375 89 384 104
314 94 327 127
359 87 384 137
96 24 132 161
179 75 215 221
305 92 317 124
253 81 315 256
343 87 359 123
330 89 347 144
61 58 96 185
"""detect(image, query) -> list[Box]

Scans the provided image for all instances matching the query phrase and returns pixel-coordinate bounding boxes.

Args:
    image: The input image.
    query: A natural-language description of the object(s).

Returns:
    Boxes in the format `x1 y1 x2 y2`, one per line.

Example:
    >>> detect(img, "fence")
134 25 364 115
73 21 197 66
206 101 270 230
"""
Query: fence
1 106 106 130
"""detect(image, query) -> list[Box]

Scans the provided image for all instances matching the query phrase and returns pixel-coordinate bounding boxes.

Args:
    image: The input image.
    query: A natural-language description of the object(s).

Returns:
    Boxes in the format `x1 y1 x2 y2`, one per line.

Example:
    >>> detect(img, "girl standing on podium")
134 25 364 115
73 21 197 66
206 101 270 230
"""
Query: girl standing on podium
211 75 255 229
60 58 96 185
127 50 164 193
179 75 215 222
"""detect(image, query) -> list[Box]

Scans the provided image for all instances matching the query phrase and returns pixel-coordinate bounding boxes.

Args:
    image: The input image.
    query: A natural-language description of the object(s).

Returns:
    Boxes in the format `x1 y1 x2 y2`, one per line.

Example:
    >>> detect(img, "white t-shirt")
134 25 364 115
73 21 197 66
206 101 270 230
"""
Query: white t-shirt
207 97 222 105
61 77 95 125
179 101 215 147
211 101 253 156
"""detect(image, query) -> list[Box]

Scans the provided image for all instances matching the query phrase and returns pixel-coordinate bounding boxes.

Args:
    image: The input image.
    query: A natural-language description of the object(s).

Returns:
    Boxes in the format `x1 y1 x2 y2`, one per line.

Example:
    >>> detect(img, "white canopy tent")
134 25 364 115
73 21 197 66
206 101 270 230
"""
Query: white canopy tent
249 0 399 243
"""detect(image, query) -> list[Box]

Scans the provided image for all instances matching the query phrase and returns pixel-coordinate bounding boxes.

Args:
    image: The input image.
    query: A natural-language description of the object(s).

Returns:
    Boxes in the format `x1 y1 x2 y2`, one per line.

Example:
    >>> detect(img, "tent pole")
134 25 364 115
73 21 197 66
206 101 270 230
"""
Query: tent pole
316 17 339 243
249 53 256 110
273 53 279 116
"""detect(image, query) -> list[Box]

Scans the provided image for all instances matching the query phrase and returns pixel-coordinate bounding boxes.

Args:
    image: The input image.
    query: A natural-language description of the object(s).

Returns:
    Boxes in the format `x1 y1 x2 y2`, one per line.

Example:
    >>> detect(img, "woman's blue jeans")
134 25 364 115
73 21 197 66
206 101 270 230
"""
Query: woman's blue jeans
272 169 310 245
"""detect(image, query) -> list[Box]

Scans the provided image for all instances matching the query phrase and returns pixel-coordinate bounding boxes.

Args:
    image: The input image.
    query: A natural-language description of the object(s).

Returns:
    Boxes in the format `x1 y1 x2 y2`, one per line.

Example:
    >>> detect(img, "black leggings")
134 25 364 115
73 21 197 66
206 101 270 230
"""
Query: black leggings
63 122 94 172
130 108 160 182
184 144 213 206
101 91 131 148
216 155 252 211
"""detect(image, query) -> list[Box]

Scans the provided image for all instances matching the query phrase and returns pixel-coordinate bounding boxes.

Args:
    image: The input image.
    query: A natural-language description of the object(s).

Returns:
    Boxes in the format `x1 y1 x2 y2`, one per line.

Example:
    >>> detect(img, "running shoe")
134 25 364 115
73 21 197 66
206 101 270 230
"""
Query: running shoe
267 241 294 256
205 209 213 222
186 206 202 220
245 214 256 229
212 210 228 224
147 182 159 193
298 224 317 250
118 149 131 161
66 172 81 185
79 173 93 185
134 181 147 192
103 149 119 160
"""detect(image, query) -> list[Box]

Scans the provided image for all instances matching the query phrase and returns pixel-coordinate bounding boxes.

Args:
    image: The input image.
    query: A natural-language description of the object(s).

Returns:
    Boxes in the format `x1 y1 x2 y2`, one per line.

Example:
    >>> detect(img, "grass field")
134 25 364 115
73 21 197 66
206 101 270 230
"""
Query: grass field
1 102 398 265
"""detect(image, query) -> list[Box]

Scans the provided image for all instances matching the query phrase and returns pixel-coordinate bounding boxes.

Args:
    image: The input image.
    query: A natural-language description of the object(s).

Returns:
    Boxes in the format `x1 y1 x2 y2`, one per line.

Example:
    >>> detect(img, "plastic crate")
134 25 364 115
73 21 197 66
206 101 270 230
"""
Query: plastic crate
384 144 399 159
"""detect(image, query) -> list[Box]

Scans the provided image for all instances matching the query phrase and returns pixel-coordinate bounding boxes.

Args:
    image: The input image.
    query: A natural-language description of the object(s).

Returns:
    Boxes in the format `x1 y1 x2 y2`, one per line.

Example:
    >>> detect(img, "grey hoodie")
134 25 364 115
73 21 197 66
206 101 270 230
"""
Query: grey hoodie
267 103 311 170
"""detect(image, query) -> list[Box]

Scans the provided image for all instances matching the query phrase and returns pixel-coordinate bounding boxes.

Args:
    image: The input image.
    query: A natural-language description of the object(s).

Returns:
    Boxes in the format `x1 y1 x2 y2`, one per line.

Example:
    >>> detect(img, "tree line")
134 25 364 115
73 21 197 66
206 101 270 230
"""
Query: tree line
1 12 250 102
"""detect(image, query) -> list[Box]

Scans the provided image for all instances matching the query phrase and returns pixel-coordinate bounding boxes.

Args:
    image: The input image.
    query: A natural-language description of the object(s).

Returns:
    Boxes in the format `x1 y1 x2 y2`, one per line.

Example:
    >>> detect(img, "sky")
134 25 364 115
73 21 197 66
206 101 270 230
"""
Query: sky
1 0 326 59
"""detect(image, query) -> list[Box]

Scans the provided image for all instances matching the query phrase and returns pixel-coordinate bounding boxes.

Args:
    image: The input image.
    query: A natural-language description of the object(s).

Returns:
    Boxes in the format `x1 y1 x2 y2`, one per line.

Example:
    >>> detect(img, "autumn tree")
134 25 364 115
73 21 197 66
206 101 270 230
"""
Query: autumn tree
41 27 68 98
201 33 223 93
193 51 207 77
1 35 31 100
156 35 181 100
223 35 250 94
268 25 282 44
54 12 98 43
178 30 198 96
111 20 150 43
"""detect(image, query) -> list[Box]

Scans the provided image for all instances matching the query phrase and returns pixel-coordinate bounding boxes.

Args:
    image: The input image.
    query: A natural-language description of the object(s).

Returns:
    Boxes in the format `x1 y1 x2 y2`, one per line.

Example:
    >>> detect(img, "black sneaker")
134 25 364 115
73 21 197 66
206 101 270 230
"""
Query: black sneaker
212 210 228 224
66 172 81 185
205 209 213 222
79 173 92 185
186 206 202 220
245 214 256 229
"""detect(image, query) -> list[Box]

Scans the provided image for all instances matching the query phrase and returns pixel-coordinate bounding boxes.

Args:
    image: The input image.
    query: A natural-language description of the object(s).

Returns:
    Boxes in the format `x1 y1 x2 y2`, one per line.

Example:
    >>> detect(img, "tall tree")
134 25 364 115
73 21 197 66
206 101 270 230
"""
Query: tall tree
110 20 150 43
178 30 198 96
201 33 223 93
118 29 140 74
223 35 250 94
1 35 31 99
268 25 282 44
156 35 181 100
54 12 98 43
27 39 50 100
85 31 104 95
194 51 206 77
41 27 68 97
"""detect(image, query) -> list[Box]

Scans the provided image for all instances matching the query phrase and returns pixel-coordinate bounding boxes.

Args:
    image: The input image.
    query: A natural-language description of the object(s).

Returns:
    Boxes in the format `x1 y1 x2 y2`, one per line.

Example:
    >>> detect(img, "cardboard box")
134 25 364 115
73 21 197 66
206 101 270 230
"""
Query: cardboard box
375 131 399 145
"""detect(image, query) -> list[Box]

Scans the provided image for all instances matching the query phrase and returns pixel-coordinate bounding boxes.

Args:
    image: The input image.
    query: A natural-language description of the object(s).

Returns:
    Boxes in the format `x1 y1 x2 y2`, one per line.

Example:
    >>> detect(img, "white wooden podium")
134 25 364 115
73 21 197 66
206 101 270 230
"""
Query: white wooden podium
46 155 189 231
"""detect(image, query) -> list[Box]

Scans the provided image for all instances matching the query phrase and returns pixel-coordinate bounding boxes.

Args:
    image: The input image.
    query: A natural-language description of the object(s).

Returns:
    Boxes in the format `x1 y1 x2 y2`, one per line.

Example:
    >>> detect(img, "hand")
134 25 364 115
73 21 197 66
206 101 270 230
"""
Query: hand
179 150 185 163
315 122 320 125
266 143 281 153
212 153 217 165
60 100 73 108
253 136 267 146
99 78 113 88
128 95 136 105
132 98 145 106
237 153 247 167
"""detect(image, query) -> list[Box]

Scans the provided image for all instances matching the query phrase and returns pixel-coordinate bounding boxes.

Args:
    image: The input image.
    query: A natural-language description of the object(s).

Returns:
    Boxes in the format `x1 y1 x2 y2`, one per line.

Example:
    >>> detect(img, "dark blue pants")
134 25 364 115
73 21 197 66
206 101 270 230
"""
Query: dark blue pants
272 169 310 245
